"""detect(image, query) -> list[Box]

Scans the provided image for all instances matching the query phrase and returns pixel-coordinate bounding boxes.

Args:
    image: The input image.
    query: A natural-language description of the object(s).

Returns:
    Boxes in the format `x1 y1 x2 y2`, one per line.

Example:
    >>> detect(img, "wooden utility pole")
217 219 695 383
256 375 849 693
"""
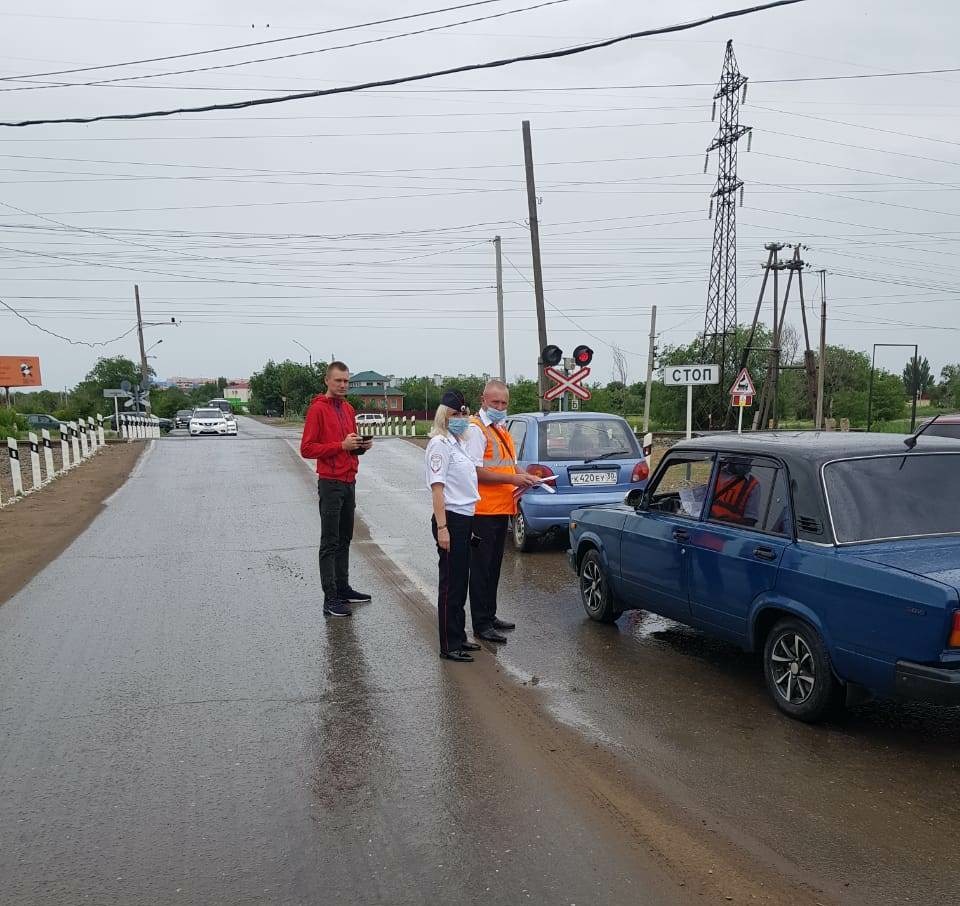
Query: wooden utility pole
522 120 549 410
134 284 151 412
494 235 506 382
642 305 657 433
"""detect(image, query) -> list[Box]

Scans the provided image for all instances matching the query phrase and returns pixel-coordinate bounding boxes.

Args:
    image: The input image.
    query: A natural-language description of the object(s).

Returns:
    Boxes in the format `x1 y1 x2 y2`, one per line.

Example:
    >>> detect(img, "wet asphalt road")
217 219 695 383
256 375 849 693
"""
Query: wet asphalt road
3 419 956 905
345 432 959 905
0 420 684 906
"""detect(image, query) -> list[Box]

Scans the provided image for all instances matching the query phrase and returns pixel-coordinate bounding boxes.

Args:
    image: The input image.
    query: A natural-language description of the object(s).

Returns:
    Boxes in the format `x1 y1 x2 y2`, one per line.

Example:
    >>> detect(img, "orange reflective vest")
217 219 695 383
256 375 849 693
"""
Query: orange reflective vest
710 474 759 525
470 416 518 516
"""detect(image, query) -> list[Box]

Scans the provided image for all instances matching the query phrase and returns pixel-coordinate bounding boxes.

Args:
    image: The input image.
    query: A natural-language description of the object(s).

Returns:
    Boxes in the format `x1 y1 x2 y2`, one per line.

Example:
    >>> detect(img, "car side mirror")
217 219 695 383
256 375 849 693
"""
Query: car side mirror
624 487 646 510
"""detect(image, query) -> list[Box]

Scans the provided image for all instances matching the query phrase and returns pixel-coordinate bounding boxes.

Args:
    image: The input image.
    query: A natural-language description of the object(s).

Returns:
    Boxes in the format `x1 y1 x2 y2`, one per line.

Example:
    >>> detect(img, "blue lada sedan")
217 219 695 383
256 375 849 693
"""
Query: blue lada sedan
568 432 960 721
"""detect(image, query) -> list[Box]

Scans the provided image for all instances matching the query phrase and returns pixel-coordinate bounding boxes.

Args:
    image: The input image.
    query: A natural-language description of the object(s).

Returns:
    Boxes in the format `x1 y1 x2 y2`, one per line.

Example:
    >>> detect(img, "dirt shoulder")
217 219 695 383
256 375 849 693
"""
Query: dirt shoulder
0 442 145 606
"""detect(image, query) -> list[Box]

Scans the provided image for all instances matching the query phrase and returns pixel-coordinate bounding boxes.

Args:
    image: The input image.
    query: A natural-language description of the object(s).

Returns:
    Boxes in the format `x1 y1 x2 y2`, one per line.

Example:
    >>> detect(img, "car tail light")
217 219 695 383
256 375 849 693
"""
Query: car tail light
630 460 650 483
527 464 554 480
949 611 960 648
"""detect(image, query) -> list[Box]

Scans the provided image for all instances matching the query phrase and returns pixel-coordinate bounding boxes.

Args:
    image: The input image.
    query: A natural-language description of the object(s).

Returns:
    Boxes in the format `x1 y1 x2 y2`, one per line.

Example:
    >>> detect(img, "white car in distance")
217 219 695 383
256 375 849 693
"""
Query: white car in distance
189 407 237 437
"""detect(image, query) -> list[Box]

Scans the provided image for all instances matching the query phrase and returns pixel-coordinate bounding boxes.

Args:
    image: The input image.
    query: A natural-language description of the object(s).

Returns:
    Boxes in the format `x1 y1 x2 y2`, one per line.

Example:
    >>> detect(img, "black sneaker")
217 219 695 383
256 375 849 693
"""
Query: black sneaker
322 598 352 617
337 586 372 604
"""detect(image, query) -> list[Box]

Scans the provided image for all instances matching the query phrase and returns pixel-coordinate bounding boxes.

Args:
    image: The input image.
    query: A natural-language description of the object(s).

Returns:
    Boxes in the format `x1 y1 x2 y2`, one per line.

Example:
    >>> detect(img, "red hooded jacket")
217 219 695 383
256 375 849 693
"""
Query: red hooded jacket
300 394 360 482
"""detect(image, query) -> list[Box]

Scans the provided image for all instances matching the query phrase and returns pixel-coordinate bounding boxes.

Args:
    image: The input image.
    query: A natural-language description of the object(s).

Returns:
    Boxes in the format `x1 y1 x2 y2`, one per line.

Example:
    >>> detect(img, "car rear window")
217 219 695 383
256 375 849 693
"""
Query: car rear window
922 422 960 439
824 453 960 543
537 419 638 462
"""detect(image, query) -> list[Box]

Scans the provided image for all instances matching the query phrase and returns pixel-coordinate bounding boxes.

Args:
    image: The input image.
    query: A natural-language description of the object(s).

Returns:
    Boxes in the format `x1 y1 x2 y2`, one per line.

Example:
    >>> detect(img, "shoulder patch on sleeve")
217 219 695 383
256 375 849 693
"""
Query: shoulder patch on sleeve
429 452 444 473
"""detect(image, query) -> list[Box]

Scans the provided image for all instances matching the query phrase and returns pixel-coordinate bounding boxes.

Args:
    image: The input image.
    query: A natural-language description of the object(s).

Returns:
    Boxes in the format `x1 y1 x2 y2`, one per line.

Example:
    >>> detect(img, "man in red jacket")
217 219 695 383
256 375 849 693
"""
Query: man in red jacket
300 362 373 617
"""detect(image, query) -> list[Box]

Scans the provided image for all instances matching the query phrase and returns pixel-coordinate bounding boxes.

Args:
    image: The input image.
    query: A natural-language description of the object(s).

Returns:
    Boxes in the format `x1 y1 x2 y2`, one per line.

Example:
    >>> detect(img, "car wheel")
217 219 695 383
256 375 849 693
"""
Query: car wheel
763 618 843 723
512 509 536 552
578 549 621 623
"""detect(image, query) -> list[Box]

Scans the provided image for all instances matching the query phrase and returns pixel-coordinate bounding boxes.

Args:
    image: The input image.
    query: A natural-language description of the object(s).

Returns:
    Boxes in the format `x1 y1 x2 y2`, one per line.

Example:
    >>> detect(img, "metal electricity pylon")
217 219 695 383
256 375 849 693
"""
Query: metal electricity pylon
701 40 751 424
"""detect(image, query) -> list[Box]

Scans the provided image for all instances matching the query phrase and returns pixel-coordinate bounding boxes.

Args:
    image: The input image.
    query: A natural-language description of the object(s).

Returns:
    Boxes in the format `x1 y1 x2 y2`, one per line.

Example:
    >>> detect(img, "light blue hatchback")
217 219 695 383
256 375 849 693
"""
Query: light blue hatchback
503 411 649 551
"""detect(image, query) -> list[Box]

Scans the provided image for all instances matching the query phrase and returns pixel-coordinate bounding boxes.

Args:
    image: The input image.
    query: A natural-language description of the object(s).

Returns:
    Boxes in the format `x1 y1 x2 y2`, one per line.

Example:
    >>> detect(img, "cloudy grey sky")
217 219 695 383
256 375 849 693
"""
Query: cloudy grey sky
1 0 957 390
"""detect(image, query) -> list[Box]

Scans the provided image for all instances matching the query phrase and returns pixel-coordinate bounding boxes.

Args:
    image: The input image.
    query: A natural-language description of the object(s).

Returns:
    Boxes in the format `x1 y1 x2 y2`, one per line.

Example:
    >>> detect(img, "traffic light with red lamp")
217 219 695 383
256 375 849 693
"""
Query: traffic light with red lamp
541 344 594 368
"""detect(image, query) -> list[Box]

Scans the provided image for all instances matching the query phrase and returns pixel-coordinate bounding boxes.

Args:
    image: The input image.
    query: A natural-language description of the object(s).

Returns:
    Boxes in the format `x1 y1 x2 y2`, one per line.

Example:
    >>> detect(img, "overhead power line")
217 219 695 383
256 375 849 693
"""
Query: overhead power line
0 0 517 82
0 295 138 346
1 0 576 94
0 0 806 127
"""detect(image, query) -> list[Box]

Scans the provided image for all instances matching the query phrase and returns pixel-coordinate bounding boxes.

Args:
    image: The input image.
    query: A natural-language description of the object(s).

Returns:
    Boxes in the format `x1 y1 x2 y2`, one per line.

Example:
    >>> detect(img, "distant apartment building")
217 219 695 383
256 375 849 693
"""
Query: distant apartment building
167 375 217 391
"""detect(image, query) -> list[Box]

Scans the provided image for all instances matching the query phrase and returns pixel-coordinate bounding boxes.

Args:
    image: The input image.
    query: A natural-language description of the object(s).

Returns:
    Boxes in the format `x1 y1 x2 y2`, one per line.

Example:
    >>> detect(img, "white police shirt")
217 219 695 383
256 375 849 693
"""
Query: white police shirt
425 434 480 516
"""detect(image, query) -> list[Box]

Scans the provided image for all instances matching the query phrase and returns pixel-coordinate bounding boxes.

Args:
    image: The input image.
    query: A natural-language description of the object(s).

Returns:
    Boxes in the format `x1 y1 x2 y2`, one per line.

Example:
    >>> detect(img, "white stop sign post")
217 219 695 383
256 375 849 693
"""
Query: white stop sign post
662 364 721 439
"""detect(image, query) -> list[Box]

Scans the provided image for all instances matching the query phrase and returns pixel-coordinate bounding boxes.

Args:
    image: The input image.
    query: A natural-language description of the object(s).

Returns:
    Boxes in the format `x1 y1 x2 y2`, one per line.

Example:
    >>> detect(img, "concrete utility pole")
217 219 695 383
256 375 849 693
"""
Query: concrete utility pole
642 305 658 433
494 235 506 382
816 269 827 430
134 284 151 412
521 120 549 410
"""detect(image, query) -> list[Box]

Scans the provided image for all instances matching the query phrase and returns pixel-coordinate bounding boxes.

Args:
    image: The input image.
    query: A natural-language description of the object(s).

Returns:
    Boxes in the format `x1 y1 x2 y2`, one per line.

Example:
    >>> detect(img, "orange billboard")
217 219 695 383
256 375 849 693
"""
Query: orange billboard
0 356 42 387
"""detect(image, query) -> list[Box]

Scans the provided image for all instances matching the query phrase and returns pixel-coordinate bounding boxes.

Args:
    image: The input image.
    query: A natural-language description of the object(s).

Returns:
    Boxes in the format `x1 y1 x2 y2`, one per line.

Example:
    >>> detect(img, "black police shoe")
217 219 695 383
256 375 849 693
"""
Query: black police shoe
440 649 474 662
338 586 372 603
476 628 507 643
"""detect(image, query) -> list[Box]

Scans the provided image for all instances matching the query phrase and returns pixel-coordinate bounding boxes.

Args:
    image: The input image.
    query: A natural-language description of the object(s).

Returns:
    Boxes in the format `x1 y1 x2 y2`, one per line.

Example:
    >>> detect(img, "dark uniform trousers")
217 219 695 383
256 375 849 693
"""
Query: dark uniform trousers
318 478 356 599
432 511 472 654
469 514 509 633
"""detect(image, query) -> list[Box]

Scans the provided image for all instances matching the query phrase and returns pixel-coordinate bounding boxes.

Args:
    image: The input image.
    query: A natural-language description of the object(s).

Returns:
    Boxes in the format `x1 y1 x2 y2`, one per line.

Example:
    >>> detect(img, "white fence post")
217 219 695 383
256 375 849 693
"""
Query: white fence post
97 414 105 447
153 417 160 439
70 422 81 464
411 415 417 437
60 424 71 471
78 418 90 458
7 437 23 497
27 432 42 490
42 428 55 481
86 417 97 452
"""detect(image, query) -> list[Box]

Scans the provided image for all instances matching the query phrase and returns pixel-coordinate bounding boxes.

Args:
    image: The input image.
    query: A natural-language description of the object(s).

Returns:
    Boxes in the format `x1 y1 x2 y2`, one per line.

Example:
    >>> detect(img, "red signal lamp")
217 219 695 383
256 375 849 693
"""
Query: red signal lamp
572 345 594 367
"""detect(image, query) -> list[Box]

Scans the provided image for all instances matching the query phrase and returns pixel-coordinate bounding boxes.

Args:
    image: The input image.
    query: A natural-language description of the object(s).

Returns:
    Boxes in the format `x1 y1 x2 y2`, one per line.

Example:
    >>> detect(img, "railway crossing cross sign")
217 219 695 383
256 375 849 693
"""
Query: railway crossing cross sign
543 365 592 402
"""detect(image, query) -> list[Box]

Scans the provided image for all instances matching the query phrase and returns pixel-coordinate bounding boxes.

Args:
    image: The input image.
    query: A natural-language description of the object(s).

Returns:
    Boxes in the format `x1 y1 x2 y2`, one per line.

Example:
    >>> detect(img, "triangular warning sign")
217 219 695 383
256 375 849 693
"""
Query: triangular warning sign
729 367 756 396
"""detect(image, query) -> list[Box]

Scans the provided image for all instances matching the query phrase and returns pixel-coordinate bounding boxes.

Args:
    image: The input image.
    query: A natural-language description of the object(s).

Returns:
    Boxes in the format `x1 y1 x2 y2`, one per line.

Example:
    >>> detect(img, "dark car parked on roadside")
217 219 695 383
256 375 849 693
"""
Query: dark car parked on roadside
174 409 194 429
568 432 960 722
25 414 60 431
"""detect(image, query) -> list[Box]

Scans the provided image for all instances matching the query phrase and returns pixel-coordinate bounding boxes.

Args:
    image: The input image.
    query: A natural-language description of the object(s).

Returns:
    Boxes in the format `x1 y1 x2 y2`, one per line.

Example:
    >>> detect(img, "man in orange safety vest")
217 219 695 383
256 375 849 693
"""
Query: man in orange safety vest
463 379 539 643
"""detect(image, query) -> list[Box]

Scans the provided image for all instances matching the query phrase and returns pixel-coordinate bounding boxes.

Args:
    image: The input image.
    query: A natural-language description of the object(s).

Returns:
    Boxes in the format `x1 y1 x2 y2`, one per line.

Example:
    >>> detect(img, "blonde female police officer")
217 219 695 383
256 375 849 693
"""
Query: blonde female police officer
425 389 481 662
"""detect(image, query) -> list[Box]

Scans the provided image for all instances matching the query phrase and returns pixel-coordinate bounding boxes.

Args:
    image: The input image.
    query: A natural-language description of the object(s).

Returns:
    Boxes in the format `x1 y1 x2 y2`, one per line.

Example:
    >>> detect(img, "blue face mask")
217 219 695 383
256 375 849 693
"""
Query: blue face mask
448 417 470 436
485 407 507 424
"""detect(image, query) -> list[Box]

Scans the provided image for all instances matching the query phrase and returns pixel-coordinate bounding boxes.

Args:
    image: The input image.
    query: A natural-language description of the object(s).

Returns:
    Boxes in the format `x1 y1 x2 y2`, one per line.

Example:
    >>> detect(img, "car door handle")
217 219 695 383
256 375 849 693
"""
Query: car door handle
753 546 777 561
672 528 689 542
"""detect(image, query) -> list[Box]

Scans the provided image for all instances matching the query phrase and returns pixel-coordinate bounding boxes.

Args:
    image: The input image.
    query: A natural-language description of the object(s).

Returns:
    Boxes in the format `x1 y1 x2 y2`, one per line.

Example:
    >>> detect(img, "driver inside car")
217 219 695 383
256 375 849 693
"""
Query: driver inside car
709 458 761 527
